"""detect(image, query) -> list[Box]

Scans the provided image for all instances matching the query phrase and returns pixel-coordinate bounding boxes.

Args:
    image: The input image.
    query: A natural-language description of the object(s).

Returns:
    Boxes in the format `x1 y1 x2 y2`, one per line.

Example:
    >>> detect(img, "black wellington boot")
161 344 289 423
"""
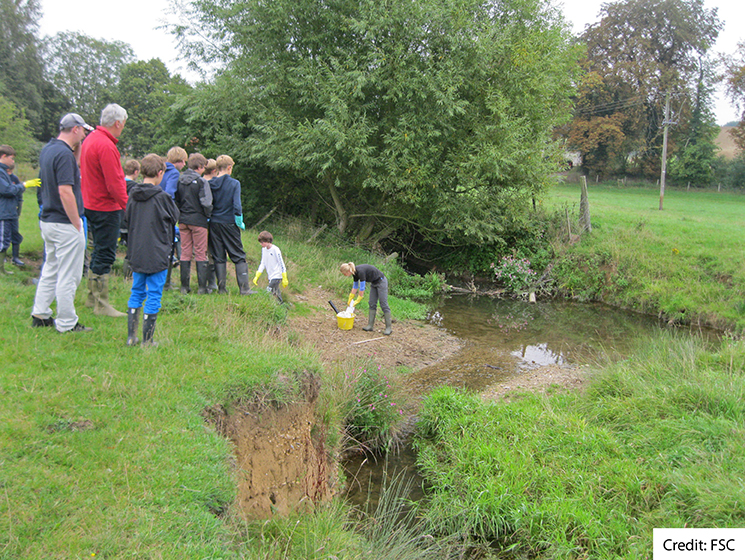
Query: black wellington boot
179 261 191 294
235 261 257 295
142 313 158 347
127 307 141 346
215 263 228 294
196 261 209 294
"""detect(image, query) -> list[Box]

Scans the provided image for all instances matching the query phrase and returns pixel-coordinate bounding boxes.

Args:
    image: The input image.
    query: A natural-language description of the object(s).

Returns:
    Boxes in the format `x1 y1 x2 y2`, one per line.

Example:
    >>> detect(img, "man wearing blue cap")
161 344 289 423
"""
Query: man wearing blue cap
30 113 94 333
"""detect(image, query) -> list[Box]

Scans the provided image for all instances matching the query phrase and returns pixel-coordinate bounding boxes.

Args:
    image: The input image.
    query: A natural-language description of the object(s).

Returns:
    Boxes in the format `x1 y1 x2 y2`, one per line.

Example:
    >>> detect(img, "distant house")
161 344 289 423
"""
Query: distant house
564 151 582 168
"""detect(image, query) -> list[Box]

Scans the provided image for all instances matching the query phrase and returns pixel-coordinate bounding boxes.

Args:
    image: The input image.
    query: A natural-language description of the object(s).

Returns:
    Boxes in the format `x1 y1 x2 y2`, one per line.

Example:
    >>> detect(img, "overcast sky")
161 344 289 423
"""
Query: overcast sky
39 0 744 124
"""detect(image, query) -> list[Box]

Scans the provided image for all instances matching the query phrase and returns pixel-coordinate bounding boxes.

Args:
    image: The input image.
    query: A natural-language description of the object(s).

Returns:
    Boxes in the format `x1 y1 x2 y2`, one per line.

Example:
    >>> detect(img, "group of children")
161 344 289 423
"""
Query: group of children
120 150 288 346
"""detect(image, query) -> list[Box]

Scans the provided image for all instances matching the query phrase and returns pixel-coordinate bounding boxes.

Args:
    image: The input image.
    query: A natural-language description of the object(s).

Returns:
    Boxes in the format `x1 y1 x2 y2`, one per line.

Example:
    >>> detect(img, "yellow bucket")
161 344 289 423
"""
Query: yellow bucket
336 313 354 330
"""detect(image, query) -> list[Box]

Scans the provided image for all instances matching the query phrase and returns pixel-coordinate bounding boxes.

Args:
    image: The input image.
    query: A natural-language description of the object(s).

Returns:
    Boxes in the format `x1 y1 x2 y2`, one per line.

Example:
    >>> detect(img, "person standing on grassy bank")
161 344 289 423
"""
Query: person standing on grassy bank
207 155 254 295
0 145 26 274
124 154 179 347
30 113 94 333
252 230 288 302
175 152 212 294
5 160 39 268
340 262 392 335
80 103 129 318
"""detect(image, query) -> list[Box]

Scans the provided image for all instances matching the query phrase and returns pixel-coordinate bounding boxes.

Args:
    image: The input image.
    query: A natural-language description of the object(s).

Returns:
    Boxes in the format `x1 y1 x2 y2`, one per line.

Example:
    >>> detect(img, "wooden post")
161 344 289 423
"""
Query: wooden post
580 175 592 233
659 92 671 210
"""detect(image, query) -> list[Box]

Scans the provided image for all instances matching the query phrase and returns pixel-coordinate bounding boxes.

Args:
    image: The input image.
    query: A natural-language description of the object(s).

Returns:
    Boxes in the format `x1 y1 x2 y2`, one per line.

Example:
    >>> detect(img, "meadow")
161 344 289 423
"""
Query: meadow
2 182 744 559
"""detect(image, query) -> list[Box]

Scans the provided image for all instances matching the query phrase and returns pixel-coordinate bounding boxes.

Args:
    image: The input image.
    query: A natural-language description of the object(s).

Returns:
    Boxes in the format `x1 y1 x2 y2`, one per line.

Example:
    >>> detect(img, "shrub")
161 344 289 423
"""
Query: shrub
490 256 536 294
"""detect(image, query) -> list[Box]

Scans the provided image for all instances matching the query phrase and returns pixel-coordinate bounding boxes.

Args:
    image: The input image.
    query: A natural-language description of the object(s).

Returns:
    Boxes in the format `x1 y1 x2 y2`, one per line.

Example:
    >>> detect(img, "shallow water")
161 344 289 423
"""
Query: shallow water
344 294 718 508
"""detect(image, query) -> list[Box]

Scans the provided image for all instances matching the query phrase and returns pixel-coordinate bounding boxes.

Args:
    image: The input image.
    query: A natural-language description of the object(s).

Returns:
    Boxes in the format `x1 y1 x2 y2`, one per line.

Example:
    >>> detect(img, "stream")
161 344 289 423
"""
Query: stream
343 294 717 511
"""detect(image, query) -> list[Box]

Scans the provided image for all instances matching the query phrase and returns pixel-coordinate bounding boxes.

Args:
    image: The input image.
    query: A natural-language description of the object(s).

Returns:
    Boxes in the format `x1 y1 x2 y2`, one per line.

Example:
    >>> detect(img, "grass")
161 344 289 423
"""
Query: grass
5 182 745 558
0 191 434 558
545 182 745 330
414 332 745 559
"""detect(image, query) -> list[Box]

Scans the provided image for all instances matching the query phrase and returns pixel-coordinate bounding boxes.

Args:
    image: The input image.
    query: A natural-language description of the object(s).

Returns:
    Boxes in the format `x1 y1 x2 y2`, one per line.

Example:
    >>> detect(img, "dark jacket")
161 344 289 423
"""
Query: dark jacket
0 163 25 220
175 169 212 228
208 174 242 224
124 183 180 274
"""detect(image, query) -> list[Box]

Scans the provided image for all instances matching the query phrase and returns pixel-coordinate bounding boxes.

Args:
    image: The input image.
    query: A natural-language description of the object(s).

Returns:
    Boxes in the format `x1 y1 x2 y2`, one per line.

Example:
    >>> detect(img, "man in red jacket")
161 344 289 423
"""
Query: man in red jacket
80 103 129 317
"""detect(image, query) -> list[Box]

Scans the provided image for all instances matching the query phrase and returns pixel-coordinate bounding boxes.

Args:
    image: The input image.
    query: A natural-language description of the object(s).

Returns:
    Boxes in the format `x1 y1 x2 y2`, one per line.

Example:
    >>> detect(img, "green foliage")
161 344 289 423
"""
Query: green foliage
490 255 537 293
0 94 37 159
343 359 407 452
115 59 192 157
545 182 745 329
0 0 53 139
385 268 447 301
415 334 745 558
572 0 722 179
176 0 581 251
41 31 136 126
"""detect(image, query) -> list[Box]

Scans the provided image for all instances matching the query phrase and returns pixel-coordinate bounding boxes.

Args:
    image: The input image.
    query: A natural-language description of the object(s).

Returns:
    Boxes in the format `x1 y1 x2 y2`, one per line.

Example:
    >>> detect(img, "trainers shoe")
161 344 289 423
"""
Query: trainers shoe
31 315 55 328
12 257 24 267
67 322 93 333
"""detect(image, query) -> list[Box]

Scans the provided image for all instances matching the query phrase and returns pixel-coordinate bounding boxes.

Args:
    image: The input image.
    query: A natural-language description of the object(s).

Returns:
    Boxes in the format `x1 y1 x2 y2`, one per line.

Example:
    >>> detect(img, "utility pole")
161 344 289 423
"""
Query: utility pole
659 92 671 211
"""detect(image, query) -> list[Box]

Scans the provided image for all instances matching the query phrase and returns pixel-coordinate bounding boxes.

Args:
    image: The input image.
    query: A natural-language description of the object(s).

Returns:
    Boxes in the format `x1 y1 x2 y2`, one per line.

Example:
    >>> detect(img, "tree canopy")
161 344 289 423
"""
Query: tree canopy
568 0 721 179
174 0 580 252
41 32 136 127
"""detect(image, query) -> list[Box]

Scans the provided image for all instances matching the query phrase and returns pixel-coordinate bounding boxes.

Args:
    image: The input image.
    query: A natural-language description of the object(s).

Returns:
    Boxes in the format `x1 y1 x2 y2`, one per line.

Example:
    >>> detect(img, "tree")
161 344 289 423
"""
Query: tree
114 59 192 156
0 94 35 158
569 0 721 178
174 0 580 251
0 0 56 139
41 32 136 126
669 60 719 187
723 41 745 152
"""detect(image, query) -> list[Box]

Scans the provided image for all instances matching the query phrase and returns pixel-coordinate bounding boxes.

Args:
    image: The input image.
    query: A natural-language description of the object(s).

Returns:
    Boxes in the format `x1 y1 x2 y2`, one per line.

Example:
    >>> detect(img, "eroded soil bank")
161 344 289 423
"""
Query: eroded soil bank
210 288 591 520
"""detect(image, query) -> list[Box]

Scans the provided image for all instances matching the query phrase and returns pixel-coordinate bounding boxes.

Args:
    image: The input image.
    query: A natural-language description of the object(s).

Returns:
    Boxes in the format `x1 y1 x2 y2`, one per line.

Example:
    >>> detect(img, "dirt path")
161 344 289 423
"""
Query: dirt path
290 287 593 398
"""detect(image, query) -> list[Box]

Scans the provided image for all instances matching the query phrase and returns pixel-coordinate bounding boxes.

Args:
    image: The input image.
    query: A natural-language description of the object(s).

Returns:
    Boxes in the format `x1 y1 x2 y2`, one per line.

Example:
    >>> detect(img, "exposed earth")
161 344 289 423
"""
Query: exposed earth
218 286 593 520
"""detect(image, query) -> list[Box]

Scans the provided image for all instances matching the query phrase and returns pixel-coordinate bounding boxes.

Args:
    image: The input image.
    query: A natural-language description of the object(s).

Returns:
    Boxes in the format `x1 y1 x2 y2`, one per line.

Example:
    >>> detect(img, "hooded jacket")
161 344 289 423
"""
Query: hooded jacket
175 168 212 228
124 183 180 274
208 174 242 224
0 162 25 221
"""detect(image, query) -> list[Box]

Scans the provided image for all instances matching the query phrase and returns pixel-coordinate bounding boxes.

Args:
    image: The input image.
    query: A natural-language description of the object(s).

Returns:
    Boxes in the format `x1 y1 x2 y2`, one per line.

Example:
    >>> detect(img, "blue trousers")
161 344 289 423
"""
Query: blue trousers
128 269 167 314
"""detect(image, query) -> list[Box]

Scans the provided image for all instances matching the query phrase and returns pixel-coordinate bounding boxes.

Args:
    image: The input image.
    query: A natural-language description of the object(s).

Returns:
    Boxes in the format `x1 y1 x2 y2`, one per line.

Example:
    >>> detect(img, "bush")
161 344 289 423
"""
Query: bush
490 255 536 294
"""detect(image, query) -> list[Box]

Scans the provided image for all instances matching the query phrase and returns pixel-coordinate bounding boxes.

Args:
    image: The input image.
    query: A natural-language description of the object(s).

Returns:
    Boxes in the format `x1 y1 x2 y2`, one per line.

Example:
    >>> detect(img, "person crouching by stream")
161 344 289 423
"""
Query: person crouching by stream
340 262 392 335
124 154 179 347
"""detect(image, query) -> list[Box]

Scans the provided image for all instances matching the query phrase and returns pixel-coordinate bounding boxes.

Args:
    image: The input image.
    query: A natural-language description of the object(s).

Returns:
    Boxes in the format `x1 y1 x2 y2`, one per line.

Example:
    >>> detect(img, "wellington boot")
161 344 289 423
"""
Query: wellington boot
206 263 218 294
215 263 228 294
383 311 392 336
0 251 8 275
164 261 174 291
362 309 376 332
179 261 191 294
235 261 256 295
126 307 141 346
142 313 158 347
91 273 127 317
85 273 95 307
196 261 209 294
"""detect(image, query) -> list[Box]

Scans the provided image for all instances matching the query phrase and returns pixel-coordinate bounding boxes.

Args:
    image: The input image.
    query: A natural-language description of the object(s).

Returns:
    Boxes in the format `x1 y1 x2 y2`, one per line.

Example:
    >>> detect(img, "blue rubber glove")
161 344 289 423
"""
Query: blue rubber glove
235 214 245 230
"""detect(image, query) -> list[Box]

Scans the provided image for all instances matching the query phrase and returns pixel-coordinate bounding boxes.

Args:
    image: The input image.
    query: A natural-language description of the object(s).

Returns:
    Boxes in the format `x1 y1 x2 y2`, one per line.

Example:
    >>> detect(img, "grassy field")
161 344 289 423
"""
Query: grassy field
3 183 745 559
546 181 745 330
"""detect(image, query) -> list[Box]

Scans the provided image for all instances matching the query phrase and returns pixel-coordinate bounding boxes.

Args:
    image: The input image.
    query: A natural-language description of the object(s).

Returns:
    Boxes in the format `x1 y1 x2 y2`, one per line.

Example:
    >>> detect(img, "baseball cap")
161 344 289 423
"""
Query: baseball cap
59 113 94 132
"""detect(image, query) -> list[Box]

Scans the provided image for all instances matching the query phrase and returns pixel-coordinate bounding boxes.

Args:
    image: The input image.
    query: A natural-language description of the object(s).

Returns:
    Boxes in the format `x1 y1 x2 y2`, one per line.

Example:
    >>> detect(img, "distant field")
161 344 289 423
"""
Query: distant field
715 125 740 160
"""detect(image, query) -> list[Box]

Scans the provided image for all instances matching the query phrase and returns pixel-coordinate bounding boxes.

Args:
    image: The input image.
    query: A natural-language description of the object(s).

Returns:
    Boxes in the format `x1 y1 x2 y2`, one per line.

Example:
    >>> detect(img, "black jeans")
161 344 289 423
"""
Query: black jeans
85 209 123 275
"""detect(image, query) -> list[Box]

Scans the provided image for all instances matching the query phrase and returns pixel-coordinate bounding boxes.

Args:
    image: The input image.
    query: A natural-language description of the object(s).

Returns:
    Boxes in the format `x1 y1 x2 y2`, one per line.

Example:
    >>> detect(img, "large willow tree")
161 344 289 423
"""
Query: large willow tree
175 0 579 250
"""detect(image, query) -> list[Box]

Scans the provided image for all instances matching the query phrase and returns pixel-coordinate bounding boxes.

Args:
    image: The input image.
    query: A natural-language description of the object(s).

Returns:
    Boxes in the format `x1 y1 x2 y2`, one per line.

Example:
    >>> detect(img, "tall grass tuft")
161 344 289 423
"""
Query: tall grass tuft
414 331 745 559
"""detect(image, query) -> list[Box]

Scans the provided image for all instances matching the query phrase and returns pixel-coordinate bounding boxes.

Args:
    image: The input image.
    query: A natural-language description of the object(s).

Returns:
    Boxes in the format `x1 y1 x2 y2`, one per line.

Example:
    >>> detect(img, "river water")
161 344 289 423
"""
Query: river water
343 294 716 510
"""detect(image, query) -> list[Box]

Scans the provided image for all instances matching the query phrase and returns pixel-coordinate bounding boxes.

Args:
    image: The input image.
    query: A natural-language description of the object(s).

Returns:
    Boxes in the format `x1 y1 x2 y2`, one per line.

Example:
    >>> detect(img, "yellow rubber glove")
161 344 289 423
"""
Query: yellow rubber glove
281 272 288 287
24 178 41 188
347 293 355 306
353 295 363 306
252 271 261 285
